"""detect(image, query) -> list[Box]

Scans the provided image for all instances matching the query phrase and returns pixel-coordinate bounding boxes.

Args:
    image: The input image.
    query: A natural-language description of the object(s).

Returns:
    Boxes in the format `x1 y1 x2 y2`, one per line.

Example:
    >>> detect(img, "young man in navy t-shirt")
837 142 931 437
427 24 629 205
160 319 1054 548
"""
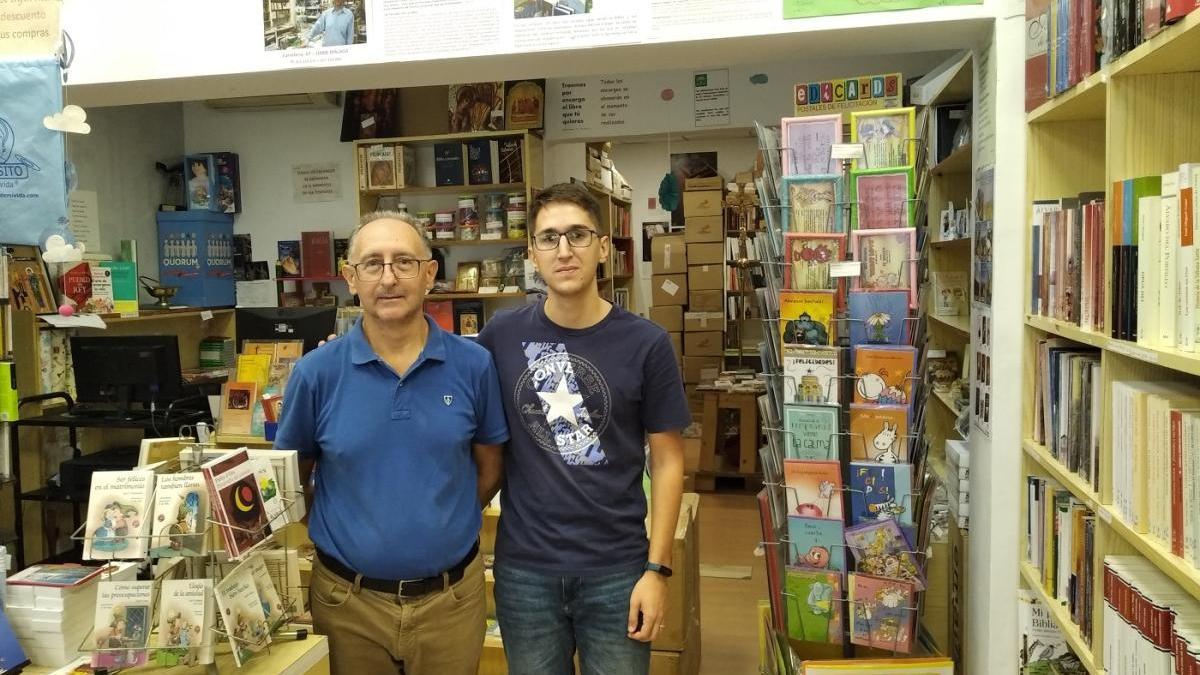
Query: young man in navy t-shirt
477 183 690 674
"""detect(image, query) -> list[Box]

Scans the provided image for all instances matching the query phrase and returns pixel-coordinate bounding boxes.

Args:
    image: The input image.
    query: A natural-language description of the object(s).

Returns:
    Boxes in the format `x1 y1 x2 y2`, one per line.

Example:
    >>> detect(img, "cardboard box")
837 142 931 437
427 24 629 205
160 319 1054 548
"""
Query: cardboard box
687 242 725 265
668 332 683 363
651 234 687 274
650 306 683 333
688 289 723 313
683 311 724 332
684 175 724 191
682 189 724 217
682 355 723 384
687 264 723 291
683 215 723 244
649 493 701 653
684 331 723 357
652 274 688 306
682 437 701 474
649 617 700 675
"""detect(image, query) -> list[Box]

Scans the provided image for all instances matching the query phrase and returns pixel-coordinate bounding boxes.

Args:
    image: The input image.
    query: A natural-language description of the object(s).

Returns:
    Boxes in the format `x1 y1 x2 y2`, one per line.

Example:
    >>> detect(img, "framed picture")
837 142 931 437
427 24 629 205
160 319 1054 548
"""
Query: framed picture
780 114 842 177
850 166 917 230
455 262 481 293
5 244 57 314
782 174 844 234
782 233 846 291
449 82 505 133
849 107 916 170
850 228 917 308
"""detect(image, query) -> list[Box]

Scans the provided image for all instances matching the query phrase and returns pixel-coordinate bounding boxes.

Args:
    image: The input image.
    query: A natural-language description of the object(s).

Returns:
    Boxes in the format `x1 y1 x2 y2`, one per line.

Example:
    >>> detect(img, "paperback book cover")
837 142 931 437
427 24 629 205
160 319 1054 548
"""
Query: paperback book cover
235 354 272 391
848 573 916 653
247 553 287 630
219 381 259 437
150 472 209 557
90 580 154 669
276 240 302 278
847 290 910 354
844 520 923 589
214 558 272 666
782 344 840 406
784 567 844 644
933 270 969 316
782 403 841 461
783 459 844 521
848 461 914 528
786 515 846 572
848 404 910 463
850 228 918 307
202 450 273 560
784 233 846 291
99 260 139 315
365 143 398 190
780 290 837 348
157 578 214 665
433 142 465 186
6 563 105 587
300 231 335 279
853 345 918 406
83 470 155 561
496 137 525 184
465 139 494 185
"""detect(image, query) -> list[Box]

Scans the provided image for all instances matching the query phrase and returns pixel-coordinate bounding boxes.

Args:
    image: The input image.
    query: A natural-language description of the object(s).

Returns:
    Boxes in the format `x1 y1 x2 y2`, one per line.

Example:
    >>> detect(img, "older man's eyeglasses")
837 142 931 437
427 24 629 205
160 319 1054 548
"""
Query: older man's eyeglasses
349 258 429 281
532 228 599 251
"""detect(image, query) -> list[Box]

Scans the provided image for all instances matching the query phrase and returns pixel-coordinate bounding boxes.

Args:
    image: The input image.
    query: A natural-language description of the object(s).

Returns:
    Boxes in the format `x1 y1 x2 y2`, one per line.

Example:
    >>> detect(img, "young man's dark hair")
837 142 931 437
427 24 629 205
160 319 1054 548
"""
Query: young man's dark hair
529 182 603 235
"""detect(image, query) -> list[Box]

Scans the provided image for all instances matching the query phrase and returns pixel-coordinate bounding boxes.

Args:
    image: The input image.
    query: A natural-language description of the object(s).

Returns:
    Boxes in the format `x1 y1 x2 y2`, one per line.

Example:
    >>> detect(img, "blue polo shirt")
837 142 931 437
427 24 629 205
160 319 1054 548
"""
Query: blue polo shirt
274 316 508 579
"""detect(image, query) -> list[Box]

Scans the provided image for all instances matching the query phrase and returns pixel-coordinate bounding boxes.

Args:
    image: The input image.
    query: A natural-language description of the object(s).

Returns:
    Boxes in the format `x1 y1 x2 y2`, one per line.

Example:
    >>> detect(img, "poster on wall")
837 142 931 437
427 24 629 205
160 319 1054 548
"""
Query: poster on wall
0 0 60 57
793 73 903 117
971 306 992 437
0 58 67 246
263 0 368 51
972 165 993 307
693 69 730 127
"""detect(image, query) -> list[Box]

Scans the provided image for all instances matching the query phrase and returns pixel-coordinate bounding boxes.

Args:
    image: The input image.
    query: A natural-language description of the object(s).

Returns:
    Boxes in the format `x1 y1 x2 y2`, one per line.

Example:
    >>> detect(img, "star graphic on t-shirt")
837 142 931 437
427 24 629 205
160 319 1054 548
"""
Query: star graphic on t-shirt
538 377 583 427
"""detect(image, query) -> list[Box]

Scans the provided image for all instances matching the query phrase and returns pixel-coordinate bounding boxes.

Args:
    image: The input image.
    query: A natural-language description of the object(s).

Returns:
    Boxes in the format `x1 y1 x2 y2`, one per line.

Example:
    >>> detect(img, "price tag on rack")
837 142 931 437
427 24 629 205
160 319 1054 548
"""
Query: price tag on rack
829 261 862 278
830 144 865 161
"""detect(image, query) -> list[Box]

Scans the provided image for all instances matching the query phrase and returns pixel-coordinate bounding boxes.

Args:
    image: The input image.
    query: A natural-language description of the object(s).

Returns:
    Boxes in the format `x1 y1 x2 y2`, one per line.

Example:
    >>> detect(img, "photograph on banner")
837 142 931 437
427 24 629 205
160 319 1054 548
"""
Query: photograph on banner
263 0 368 51
514 0 592 18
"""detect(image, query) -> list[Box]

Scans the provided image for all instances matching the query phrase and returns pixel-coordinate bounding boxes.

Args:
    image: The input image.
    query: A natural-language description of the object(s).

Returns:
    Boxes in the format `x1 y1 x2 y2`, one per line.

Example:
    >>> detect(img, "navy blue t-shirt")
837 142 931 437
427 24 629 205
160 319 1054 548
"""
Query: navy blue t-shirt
476 300 691 576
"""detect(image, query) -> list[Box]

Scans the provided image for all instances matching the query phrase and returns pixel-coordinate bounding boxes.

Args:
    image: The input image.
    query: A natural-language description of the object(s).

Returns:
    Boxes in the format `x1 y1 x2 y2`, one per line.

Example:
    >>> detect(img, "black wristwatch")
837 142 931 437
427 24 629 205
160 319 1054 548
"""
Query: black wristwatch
645 562 673 578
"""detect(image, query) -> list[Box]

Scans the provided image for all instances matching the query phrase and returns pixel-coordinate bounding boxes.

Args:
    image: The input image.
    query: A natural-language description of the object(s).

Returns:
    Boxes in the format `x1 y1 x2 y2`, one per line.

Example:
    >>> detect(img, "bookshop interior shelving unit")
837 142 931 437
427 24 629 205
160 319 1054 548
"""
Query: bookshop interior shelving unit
1021 12 1200 673
354 130 544 315
584 183 636 311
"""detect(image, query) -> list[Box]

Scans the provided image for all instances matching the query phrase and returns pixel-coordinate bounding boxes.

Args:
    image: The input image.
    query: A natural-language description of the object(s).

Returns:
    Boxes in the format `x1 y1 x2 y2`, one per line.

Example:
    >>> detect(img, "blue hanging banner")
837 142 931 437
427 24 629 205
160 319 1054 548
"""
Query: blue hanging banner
0 58 66 246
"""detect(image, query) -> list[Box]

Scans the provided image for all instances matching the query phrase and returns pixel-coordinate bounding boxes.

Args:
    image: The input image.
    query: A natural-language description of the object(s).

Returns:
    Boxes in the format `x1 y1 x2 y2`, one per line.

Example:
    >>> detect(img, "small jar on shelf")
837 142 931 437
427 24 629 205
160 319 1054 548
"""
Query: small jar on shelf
457 196 480 240
434 211 456 241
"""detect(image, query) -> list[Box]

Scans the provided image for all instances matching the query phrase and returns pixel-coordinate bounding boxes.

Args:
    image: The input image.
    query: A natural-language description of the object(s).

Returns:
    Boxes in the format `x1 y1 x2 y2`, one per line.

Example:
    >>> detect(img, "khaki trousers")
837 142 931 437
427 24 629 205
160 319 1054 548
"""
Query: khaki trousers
309 553 486 675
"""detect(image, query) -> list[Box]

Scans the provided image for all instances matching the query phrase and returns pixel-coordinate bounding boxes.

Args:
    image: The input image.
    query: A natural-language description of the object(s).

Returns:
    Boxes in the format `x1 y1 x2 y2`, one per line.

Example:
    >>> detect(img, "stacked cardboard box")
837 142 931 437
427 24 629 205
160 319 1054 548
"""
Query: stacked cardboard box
946 439 970 529
648 493 701 675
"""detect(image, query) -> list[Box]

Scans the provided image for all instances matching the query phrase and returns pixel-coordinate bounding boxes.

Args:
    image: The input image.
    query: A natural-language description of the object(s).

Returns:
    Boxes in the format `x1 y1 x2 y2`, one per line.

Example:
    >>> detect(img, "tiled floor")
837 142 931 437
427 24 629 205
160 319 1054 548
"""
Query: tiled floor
696 492 767 675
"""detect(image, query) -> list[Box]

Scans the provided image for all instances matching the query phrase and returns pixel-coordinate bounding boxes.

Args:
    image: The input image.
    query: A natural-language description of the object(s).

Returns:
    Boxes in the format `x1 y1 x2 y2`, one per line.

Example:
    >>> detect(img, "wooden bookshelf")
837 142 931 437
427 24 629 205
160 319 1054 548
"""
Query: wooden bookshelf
1018 563 1104 675
931 142 972 176
1022 16 1200 671
363 182 525 197
431 238 530 248
929 312 970 335
427 291 526 301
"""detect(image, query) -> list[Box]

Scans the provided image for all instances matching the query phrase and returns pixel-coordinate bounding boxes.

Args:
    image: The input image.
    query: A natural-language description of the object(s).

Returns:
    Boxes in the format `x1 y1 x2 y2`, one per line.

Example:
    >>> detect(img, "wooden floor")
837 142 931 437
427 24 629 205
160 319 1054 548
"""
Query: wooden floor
696 492 767 675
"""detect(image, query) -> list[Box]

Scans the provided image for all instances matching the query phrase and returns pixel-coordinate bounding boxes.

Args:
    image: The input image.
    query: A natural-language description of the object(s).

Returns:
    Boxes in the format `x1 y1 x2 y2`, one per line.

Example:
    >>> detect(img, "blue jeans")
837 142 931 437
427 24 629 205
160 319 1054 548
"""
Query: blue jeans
493 562 650 675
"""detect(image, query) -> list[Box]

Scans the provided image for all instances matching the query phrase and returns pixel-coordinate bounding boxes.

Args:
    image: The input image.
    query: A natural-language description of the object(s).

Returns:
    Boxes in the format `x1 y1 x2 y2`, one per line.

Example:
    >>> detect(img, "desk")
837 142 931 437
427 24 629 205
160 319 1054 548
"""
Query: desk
22 634 330 675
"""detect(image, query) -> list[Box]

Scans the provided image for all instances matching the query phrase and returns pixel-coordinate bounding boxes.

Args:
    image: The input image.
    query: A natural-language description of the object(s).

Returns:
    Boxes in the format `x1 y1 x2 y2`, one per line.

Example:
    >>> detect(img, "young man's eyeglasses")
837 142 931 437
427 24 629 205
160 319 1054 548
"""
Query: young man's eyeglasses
348 258 429 281
532 228 599 251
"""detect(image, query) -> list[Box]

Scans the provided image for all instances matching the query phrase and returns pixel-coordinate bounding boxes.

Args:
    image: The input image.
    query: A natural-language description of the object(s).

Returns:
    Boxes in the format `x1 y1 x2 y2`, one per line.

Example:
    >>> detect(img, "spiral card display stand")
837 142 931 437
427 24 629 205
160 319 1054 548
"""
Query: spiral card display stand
750 112 955 674
72 434 309 672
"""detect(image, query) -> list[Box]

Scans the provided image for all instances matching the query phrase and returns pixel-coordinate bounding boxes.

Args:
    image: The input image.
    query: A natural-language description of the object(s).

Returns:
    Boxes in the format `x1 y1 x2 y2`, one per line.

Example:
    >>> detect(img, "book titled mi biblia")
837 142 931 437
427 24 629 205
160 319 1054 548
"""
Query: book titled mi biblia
83 470 156 561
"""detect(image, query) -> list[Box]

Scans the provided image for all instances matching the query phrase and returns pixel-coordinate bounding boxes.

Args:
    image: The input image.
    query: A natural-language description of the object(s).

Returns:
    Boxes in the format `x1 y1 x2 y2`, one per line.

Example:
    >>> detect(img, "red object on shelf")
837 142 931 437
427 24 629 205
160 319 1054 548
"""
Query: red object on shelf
301 231 335 279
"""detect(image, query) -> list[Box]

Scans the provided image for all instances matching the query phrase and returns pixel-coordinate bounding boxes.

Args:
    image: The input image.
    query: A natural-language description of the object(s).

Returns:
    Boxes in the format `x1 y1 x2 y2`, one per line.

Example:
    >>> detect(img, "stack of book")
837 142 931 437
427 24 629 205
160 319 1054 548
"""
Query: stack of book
199 336 236 369
1029 192 1106 332
1103 555 1200 673
1031 340 1101 491
1026 477 1097 645
5 563 136 668
945 439 970 530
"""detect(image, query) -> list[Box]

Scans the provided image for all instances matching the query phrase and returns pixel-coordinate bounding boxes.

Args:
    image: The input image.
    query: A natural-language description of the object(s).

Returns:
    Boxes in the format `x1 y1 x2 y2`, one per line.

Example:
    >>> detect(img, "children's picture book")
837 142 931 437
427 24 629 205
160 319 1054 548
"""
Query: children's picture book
150 472 209 557
83 470 155 561
847 573 917 653
848 461 914 528
780 115 842 177
847 291 910 356
851 166 917 230
276 240 302 278
213 558 272 667
202 450 273 560
932 270 969 316
780 290 837 348
6 563 106 587
783 174 844 234
90 580 154 669
844 520 923 589
782 345 840 406
157 579 214 666
850 228 917 307
849 107 916 171
783 459 844 521
853 345 918 406
784 567 844 644
786 515 846 572
784 233 846 291
782 403 840 461
848 404 910 463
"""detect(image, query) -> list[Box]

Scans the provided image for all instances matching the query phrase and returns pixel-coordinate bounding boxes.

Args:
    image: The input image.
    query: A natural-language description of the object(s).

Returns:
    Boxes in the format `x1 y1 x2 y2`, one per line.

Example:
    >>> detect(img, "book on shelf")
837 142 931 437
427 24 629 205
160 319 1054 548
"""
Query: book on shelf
89 580 154 669
299 231 335 279
82 470 155 561
931 270 968 317
1103 555 1200 675
1031 339 1101 491
1026 476 1096 643
219 381 259 437
157 578 215 665
433 142 465 186
496 137 524 185
1018 589 1072 669
1111 175 1163 342
213 555 273 667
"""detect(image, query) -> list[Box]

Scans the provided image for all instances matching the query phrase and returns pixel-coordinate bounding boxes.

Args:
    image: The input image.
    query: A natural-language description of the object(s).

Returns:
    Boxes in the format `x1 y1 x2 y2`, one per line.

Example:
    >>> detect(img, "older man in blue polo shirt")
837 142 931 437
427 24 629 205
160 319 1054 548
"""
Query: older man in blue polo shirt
306 0 354 47
275 211 508 674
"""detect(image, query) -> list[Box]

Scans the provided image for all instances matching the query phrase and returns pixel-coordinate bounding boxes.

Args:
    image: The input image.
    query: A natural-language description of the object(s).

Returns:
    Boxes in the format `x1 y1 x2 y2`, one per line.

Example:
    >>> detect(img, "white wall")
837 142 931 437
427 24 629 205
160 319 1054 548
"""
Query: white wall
66 103 185 303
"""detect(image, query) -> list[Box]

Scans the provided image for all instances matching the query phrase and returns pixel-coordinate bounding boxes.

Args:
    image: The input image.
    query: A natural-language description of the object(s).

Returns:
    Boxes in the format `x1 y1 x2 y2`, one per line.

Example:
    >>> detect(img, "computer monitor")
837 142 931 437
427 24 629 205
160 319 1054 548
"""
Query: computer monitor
235 307 338 354
70 335 183 414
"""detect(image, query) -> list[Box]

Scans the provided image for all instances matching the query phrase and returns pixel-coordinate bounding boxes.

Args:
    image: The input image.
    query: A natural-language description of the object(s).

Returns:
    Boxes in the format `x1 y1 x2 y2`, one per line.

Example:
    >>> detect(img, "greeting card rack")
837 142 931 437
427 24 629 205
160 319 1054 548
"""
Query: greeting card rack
750 111 954 674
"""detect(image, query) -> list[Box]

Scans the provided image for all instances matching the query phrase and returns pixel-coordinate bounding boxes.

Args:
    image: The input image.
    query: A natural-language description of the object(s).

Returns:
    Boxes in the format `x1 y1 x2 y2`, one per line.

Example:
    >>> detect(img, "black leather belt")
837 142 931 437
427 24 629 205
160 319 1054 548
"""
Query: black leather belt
316 540 478 600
